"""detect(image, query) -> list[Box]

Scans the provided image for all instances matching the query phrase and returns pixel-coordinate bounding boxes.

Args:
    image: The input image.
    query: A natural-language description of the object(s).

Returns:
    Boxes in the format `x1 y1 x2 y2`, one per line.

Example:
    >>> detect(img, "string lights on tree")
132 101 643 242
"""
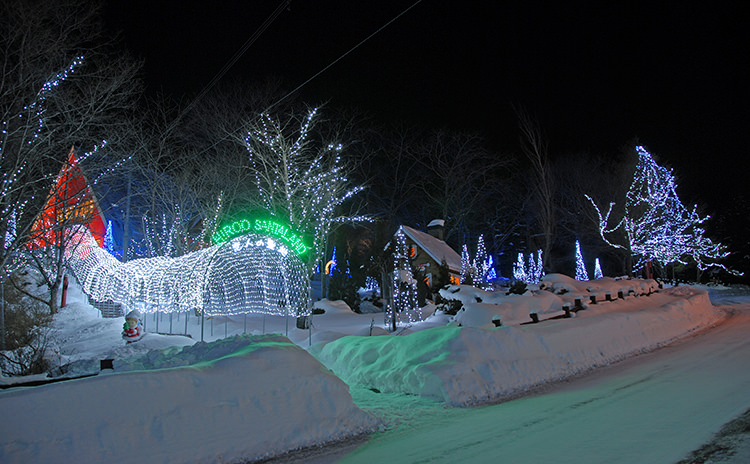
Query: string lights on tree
386 228 419 330
587 146 735 274
513 252 527 283
1 57 83 270
513 249 544 284
575 240 589 281
103 220 115 255
486 255 497 282
244 108 370 270
473 234 493 290
460 244 471 283
594 257 604 280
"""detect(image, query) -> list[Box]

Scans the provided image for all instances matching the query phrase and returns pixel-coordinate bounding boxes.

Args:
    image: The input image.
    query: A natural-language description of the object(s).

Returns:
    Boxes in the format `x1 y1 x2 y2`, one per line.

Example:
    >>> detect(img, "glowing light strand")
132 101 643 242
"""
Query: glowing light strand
386 228 421 328
575 240 589 281
594 257 604 280
67 227 310 317
244 108 371 269
587 146 735 273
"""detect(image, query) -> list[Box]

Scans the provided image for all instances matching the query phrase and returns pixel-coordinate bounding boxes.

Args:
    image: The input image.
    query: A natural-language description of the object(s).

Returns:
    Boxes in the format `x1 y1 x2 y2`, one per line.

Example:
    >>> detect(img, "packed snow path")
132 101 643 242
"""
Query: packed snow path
317 297 750 463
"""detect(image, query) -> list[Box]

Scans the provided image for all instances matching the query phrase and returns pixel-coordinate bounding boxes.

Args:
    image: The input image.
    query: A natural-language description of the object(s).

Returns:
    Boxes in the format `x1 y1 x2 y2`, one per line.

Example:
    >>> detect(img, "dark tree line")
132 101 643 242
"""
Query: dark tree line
3 0 741 299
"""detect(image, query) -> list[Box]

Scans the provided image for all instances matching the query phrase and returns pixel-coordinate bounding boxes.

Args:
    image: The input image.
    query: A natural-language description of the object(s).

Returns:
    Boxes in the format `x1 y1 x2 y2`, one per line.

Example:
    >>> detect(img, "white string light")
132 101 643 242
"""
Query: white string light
386 228 420 327
587 146 735 273
67 227 310 317
594 257 604 280
574 240 589 281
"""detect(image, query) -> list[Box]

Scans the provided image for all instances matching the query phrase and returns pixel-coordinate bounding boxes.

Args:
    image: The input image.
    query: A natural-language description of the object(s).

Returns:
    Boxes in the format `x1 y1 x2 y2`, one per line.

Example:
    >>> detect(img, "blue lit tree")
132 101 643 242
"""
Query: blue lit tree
587 146 731 274
103 220 115 255
487 255 497 281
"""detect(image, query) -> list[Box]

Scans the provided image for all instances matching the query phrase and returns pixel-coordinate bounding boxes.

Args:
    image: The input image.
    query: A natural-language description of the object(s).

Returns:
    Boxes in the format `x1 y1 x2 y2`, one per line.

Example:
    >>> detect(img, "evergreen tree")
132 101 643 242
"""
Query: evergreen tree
387 228 419 330
460 244 472 284
487 255 497 282
473 234 491 290
575 240 589 281
594 257 604 280
103 220 115 255
513 252 527 282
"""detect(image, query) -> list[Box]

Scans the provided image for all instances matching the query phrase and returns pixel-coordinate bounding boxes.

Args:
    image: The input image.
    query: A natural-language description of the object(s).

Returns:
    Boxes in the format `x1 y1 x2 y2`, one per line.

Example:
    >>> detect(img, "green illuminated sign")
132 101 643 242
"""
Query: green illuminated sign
212 219 308 256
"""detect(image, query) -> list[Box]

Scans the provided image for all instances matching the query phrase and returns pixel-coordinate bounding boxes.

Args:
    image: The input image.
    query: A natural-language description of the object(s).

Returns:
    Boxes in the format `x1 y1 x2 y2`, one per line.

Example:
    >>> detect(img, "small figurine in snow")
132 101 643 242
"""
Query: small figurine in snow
122 309 144 343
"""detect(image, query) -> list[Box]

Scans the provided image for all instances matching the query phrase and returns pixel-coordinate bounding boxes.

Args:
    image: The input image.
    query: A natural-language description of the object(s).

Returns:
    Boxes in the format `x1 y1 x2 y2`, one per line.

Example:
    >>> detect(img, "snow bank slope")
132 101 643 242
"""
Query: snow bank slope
0 335 379 464
313 287 722 406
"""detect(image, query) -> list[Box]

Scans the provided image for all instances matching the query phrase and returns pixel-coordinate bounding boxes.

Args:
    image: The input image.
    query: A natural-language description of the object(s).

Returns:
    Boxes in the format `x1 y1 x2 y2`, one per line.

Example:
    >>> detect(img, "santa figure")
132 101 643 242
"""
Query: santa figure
122 309 144 343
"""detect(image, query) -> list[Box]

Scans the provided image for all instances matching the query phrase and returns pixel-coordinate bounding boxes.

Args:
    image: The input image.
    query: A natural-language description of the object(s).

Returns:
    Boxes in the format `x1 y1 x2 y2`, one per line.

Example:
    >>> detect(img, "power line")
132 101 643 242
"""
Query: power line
163 0 291 138
193 0 423 159
263 0 423 114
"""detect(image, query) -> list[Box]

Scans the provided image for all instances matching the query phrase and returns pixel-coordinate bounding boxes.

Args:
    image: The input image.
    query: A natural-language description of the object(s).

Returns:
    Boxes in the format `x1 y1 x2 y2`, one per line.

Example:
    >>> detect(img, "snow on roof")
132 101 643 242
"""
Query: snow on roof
399 225 462 273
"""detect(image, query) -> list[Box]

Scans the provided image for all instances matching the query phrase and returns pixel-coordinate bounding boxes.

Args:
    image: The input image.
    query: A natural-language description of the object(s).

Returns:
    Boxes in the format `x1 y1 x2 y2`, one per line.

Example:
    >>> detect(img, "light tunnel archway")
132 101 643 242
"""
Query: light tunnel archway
67 229 310 317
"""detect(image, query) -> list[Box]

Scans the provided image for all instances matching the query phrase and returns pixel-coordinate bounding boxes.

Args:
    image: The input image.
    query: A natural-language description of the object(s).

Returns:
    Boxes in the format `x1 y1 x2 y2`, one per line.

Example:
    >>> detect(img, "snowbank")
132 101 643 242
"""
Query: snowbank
434 275 662 327
0 334 379 464
312 286 722 406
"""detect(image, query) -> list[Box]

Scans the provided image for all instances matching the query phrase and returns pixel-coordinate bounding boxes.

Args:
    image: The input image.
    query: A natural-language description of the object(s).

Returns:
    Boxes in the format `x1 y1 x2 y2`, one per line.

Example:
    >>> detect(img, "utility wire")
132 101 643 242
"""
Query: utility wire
163 0 291 138
194 0 423 159
262 0 423 114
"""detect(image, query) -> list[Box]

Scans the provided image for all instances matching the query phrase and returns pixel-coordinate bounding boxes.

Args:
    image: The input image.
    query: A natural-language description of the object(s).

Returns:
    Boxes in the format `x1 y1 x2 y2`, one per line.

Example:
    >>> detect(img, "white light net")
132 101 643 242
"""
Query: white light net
67 228 310 317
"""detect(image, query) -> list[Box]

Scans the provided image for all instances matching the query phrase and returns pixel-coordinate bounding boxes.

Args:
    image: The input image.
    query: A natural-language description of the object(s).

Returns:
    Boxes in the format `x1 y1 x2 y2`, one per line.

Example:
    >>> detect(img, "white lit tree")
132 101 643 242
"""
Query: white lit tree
387 228 419 331
530 249 544 284
513 252 527 283
513 249 544 284
575 240 589 281
587 146 731 274
473 234 491 289
243 108 369 268
460 244 472 283
1 0 141 317
594 258 604 280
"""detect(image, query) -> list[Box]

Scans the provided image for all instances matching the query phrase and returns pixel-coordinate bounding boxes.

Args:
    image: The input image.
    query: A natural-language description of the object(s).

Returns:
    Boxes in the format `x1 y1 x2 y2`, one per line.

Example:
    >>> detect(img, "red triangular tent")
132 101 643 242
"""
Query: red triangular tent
28 147 107 249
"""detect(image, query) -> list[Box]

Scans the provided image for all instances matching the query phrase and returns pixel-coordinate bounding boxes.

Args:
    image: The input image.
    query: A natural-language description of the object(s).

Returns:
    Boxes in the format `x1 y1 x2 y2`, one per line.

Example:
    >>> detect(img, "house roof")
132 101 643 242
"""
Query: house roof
399 225 462 274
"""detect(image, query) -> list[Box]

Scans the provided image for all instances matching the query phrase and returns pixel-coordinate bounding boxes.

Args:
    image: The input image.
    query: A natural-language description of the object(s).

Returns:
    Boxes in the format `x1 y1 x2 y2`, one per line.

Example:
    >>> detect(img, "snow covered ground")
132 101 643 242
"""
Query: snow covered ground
329 290 750 464
0 274 728 463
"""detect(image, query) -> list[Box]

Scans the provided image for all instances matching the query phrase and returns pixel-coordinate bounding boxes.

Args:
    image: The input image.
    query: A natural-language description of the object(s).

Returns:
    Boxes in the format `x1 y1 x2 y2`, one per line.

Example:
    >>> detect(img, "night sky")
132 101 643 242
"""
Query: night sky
105 1 749 208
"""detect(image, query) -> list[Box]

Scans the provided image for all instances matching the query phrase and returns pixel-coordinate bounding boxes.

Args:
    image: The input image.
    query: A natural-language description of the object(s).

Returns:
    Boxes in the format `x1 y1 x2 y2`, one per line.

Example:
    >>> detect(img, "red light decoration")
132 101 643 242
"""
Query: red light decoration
28 147 106 249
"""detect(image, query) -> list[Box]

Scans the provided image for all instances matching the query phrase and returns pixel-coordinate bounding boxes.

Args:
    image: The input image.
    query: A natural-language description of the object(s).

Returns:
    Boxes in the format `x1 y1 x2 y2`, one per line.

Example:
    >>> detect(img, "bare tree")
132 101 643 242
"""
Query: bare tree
587 145 732 277
1 0 142 315
410 129 508 245
239 107 370 268
1 0 142 271
10 147 108 314
354 122 424 226
517 109 555 271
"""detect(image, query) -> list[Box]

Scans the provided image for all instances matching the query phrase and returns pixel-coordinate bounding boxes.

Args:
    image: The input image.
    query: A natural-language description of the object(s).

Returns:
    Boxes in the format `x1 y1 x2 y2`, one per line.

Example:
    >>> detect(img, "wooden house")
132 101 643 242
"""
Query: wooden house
393 221 462 289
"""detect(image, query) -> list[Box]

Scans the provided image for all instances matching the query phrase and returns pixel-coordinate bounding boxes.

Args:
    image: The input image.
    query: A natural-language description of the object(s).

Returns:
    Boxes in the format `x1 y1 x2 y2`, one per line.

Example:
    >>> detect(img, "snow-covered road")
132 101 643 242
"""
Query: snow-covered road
318 298 750 463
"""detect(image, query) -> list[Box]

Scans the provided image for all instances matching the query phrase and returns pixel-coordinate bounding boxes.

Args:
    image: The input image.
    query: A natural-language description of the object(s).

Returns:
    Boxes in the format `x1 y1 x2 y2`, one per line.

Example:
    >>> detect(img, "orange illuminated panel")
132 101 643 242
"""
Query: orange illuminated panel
28 148 106 249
